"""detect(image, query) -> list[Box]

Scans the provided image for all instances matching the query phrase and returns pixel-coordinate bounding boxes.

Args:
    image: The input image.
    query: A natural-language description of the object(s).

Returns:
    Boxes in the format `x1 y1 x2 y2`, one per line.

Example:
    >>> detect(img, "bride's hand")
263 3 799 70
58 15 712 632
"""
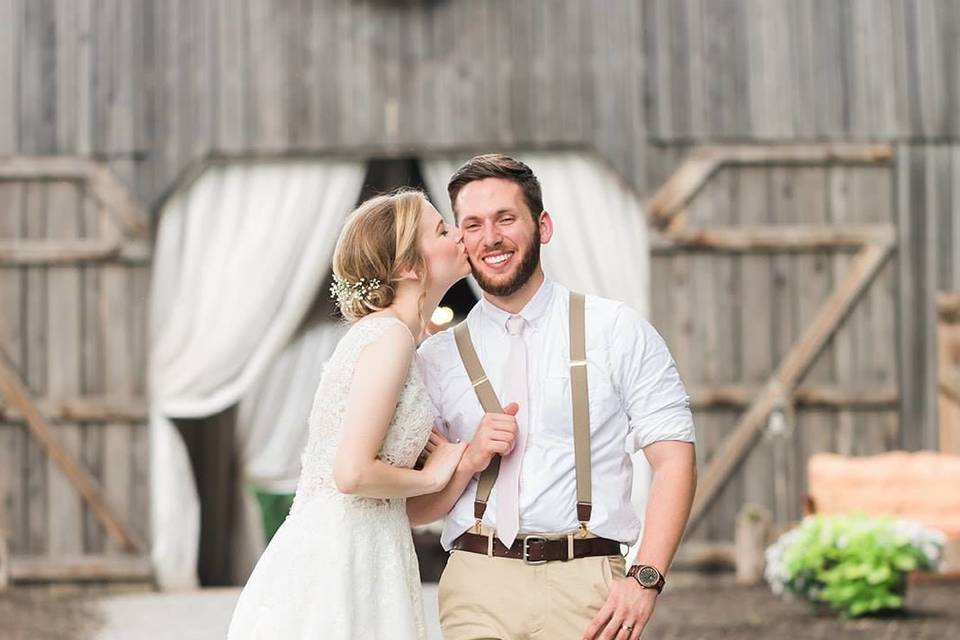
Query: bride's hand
422 428 466 491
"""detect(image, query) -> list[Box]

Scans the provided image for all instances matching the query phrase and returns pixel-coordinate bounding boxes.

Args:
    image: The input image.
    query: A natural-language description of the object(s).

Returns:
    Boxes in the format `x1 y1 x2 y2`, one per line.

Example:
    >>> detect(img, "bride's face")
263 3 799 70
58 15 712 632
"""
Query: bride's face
419 201 470 289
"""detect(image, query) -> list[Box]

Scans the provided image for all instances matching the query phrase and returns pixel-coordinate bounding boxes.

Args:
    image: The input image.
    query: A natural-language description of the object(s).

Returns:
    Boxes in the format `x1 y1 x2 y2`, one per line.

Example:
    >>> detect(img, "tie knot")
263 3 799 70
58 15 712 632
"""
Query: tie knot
506 315 526 336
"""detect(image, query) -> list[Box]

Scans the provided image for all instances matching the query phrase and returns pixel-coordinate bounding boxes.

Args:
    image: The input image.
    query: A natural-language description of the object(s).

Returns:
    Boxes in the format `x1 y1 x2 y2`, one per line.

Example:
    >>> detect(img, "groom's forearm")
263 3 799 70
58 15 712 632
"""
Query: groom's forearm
632 441 697 574
406 465 476 526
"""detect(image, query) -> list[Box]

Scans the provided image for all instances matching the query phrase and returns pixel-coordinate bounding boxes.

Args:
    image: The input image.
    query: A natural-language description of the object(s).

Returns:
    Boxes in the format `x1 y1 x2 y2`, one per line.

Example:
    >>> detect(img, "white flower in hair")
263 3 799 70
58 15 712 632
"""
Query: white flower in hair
329 275 383 306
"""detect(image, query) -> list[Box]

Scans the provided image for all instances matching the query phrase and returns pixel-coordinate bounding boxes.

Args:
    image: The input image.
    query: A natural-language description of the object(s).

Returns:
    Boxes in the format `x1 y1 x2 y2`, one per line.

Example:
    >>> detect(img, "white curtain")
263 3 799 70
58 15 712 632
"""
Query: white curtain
149 160 364 589
421 153 652 560
230 320 348 583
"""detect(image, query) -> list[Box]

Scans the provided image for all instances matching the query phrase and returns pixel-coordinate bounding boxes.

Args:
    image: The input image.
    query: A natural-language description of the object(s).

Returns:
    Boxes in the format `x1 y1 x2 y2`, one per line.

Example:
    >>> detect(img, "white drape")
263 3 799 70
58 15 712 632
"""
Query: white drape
149 160 364 589
421 153 652 560
230 320 348 583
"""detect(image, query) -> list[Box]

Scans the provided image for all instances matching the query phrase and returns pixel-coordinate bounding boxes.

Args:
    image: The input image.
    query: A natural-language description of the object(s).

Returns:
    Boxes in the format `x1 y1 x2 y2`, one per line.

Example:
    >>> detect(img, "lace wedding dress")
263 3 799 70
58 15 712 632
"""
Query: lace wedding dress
228 316 434 639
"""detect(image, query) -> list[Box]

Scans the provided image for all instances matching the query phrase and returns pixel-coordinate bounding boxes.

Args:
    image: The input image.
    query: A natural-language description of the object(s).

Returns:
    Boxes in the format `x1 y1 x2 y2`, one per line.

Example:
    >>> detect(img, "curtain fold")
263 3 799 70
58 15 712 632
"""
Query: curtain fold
149 160 364 589
421 153 652 560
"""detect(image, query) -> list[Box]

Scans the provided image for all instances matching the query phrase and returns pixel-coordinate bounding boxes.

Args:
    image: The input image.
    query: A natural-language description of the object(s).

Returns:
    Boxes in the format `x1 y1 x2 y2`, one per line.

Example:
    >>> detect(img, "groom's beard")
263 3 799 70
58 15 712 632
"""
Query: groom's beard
470 227 541 298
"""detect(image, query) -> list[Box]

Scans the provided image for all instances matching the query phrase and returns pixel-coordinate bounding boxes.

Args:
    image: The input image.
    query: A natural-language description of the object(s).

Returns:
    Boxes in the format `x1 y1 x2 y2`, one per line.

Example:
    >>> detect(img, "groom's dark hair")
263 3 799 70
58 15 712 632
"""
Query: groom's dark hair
447 154 543 222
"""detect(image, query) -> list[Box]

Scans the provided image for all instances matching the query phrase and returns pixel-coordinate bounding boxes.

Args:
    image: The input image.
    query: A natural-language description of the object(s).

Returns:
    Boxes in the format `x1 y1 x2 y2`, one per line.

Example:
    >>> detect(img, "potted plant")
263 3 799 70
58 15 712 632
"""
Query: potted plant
764 514 946 617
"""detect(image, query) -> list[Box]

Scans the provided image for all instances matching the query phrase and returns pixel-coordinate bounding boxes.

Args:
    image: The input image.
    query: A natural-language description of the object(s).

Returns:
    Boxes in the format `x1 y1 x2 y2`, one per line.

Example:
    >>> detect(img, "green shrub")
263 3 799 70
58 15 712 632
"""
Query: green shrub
764 514 945 618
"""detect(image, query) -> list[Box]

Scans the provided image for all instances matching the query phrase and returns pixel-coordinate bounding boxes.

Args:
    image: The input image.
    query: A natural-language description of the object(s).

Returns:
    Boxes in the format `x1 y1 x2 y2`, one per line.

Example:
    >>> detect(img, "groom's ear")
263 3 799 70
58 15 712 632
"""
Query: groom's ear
538 210 554 244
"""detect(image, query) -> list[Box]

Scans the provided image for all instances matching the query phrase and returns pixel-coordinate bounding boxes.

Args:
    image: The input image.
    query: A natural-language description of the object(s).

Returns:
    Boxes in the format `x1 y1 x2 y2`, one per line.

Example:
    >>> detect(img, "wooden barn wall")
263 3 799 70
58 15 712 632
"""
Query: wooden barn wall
0 0 647 208
646 160 899 539
895 145 960 452
0 178 150 558
645 0 960 142
0 0 958 549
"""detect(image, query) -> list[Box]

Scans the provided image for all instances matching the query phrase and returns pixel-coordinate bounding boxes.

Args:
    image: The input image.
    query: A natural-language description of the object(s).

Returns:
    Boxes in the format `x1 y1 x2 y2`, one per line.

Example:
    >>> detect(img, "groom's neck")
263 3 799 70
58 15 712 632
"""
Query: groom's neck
482 269 545 315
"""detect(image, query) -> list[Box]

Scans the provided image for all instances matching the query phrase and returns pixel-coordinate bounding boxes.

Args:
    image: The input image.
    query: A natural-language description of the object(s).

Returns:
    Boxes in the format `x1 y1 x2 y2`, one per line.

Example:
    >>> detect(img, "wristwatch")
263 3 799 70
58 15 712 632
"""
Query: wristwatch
626 564 665 593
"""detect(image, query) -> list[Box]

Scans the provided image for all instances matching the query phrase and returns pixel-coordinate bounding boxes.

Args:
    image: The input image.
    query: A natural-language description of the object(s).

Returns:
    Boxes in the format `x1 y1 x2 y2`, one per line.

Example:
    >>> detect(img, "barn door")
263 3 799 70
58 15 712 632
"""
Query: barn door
0 157 151 583
646 145 898 548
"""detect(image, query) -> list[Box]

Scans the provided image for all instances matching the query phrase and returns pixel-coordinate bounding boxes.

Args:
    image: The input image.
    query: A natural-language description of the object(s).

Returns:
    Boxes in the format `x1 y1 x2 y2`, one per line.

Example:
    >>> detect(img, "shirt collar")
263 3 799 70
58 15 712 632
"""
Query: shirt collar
479 277 556 333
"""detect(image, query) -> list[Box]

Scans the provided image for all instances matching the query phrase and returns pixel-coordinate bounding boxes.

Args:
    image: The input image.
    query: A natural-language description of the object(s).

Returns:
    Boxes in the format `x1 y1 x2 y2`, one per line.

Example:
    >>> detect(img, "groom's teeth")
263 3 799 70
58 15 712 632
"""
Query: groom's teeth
483 253 512 265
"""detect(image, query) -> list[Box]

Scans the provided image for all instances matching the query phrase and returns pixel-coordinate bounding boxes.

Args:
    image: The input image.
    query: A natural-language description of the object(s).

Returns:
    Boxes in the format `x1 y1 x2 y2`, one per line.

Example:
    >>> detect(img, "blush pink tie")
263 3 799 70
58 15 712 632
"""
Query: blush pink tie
496 315 528 548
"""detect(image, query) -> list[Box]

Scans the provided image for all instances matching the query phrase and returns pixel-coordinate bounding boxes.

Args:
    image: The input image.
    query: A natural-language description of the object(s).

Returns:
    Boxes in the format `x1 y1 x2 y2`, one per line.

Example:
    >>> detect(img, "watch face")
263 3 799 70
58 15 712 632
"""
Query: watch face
637 566 660 586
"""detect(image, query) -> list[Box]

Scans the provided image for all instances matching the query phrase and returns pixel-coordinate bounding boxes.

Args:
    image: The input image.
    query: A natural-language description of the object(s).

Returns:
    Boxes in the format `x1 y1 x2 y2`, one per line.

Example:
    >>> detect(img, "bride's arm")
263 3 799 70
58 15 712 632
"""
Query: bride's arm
407 402 519 525
406 461 476 526
333 325 453 499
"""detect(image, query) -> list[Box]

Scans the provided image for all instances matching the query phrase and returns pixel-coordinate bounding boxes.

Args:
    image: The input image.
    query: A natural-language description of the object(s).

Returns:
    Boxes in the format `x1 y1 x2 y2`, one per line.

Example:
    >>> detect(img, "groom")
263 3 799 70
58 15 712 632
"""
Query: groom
415 154 697 640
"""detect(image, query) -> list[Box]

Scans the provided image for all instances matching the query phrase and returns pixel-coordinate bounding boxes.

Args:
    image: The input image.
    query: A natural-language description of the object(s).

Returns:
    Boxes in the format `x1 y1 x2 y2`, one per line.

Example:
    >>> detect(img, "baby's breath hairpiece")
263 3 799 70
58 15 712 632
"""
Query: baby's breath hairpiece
329 275 383 306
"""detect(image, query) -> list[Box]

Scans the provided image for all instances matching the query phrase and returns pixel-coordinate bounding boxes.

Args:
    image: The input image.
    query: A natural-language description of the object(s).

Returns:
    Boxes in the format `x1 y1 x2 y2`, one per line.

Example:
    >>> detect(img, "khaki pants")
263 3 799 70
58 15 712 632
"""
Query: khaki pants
438 542 626 640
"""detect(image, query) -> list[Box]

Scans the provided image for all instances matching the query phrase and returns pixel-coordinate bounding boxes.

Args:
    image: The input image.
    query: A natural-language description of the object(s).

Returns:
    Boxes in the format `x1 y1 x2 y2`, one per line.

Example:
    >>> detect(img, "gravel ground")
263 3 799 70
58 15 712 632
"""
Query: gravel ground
0 588 103 640
644 575 960 640
1 576 957 639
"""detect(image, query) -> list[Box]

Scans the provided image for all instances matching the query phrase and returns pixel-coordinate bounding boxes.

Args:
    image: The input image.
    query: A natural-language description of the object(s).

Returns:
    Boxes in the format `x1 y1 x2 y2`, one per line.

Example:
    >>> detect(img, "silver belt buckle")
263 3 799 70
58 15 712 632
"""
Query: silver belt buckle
522 536 548 565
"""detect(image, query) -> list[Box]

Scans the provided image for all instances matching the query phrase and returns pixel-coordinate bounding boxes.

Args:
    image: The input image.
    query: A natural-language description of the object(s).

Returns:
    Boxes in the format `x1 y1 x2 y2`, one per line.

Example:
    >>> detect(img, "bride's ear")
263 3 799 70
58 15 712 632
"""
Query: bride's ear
395 263 421 282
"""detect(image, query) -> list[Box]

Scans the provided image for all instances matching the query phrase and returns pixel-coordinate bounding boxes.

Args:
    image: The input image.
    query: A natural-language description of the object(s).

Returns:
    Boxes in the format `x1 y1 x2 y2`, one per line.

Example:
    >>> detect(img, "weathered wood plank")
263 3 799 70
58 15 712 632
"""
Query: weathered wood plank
735 166 778 522
0 346 144 552
9 554 151 582
0 0 19 154
22 180 48 555
19 0 57 154
650 225 894 252
0 240 151 265
45 180 84 557
0 397 147 423
689 239 894 530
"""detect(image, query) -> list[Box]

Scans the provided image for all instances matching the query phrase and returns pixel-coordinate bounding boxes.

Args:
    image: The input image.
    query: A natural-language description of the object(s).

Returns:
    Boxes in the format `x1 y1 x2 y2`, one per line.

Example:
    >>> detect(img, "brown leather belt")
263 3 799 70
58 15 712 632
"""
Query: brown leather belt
451 532 622 564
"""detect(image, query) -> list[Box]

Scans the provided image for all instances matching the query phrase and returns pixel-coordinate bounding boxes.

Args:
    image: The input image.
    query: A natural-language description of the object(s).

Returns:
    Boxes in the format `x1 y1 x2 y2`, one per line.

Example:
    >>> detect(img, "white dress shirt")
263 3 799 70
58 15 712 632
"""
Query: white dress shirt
418 277 696 549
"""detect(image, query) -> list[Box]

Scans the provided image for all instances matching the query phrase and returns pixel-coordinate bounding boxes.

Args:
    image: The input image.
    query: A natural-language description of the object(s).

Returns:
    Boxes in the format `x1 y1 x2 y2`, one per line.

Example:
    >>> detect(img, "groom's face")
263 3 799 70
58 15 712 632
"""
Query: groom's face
455 178 552 297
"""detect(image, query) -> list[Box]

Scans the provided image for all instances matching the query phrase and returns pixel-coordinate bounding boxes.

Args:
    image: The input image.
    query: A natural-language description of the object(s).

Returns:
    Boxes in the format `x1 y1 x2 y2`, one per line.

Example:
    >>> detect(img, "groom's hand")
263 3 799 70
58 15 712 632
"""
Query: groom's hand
583 579 656 640
461 402 519 474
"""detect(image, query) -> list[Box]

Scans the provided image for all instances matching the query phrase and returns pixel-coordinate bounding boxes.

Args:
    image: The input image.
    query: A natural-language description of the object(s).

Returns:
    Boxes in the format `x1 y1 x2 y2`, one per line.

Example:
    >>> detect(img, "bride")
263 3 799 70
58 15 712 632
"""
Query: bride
228 189 471 639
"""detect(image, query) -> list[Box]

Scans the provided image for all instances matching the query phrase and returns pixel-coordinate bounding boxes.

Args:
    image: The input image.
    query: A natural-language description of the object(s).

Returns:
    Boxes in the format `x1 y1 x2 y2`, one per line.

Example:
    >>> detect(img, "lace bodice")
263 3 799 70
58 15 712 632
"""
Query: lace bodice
291 316 434 512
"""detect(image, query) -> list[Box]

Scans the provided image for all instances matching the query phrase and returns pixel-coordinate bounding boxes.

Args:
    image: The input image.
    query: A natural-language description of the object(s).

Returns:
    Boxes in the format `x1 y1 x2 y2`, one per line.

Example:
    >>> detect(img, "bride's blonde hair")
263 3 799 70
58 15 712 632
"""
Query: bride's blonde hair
331 188 429 322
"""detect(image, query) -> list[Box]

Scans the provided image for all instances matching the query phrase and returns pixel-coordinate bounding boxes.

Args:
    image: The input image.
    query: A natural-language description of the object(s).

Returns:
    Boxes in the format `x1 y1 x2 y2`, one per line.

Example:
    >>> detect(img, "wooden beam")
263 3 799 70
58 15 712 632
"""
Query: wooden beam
0 156 151 240
0 240 150 265
0 397 147 423
88 164 151 239
9 554 152 582
0 155 93 180
651 225 894 252
647 144 892 229
688 240 894 531
689 384 898 410
646 150 721 229
0 347 146 553
705 143 892 166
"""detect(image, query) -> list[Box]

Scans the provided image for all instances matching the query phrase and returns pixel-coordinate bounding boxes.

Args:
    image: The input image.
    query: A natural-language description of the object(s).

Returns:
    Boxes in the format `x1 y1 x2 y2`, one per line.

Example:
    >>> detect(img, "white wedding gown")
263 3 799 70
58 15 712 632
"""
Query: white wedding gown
228 316 434 639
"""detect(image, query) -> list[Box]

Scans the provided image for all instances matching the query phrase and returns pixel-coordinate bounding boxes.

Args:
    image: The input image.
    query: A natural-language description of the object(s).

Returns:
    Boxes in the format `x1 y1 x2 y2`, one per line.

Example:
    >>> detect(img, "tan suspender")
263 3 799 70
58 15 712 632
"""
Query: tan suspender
453 323 504 525
453 292 592 536
568 292 592 532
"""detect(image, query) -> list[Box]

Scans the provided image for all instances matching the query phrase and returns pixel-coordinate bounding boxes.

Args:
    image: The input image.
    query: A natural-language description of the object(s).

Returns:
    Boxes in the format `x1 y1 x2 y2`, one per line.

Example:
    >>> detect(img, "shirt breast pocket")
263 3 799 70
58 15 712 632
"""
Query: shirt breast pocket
540 354 620 441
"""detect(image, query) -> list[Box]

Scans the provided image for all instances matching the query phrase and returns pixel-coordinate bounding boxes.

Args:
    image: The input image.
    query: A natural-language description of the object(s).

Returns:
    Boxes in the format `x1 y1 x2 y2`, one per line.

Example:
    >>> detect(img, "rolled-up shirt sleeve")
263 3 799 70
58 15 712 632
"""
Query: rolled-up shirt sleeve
610 304 696 453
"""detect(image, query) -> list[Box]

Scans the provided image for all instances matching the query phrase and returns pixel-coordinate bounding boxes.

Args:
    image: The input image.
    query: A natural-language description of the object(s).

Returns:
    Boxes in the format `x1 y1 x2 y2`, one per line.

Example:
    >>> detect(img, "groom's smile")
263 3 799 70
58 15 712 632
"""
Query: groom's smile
481 250 515 269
